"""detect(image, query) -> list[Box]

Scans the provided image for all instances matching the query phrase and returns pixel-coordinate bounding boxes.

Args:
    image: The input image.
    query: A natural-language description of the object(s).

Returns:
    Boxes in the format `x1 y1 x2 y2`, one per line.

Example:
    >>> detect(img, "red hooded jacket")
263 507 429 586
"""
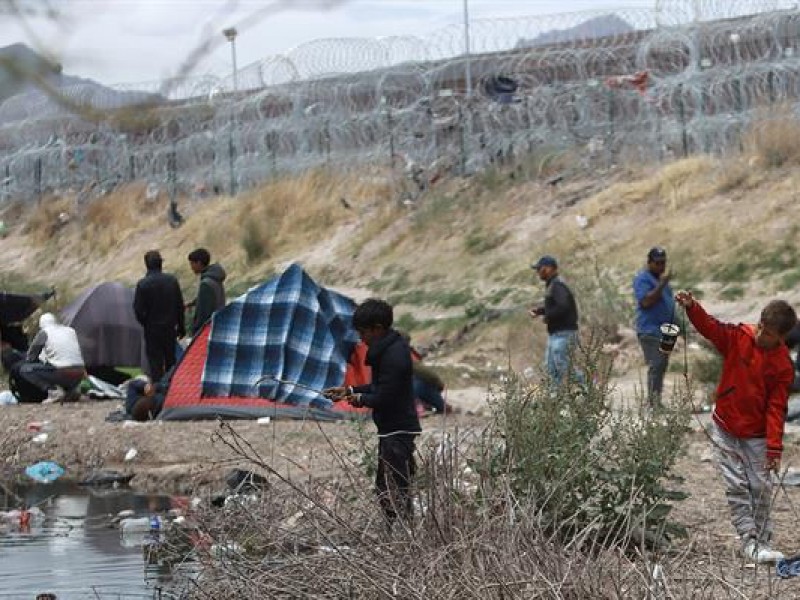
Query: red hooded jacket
687 302 794 459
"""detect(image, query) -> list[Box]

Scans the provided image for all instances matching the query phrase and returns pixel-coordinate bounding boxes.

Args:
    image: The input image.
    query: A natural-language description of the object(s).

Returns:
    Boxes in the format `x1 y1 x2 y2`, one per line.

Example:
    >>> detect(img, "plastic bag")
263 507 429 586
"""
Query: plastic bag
25 461 65 483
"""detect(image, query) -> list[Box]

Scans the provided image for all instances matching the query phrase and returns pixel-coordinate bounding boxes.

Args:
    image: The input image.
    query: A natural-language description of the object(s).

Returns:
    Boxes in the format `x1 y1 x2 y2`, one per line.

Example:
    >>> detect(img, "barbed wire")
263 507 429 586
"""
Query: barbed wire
1 0 800 203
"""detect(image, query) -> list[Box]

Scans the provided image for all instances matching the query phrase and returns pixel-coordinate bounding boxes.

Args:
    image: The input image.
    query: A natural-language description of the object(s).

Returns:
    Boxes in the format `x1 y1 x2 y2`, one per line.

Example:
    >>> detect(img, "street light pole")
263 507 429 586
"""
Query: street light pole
223 27 239 93
463 0 472 98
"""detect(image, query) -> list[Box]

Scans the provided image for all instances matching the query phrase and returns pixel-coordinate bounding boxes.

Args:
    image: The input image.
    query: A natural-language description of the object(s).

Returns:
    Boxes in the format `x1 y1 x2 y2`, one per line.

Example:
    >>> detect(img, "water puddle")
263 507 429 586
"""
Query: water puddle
0 481 188 599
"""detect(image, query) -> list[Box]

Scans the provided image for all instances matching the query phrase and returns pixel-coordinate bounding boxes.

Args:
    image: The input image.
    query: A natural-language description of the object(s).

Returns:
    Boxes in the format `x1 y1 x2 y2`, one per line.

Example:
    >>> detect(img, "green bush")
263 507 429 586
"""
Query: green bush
463 228 509 255
476 333 690 544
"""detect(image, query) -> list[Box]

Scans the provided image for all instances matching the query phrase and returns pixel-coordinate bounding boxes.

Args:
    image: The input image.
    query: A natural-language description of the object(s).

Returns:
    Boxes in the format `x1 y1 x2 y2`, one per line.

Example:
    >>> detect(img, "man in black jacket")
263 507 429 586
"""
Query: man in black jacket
529 255 581 386
325 298 421 529
187 248 227 335
133 250 185 381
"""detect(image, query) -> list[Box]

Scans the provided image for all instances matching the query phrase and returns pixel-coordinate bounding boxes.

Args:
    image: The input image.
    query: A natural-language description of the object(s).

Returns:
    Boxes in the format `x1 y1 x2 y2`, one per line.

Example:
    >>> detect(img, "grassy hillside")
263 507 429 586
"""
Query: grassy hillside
3 131 800 381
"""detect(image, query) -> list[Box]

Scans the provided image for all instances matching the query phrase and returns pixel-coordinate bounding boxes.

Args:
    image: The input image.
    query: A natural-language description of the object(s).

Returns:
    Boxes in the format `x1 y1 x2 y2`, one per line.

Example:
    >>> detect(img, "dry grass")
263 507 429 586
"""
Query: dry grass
744 108 800 169
581 156 716 220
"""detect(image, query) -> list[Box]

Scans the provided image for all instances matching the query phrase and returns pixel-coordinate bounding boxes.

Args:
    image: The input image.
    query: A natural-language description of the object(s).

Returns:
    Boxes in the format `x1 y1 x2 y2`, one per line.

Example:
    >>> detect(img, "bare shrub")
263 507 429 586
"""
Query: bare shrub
163 335 704 599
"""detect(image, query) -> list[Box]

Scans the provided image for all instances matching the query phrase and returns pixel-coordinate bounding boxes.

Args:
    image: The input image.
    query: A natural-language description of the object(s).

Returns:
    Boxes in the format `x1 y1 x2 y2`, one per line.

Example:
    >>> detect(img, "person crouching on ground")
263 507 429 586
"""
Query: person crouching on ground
676 290 796 564
125 367 174 421
324 299 422 530
18 312 85 402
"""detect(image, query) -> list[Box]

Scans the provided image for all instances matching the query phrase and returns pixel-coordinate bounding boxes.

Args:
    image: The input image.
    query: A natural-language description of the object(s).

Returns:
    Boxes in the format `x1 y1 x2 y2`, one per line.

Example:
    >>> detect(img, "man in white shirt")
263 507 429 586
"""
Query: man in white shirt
18 313 85 402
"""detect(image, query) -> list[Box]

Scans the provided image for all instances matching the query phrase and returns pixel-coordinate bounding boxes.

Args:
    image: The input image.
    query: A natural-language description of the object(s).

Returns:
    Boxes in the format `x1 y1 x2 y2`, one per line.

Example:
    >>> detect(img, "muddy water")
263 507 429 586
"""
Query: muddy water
0 481 186 599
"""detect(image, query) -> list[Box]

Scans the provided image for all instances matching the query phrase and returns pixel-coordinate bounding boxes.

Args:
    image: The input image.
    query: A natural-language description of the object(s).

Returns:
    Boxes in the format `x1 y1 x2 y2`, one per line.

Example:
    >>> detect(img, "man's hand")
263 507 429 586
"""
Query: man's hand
766 456 781 473
675 290 695 309
528 306 544 319
323 386 347 401
347 393 364 408
660 268 672 284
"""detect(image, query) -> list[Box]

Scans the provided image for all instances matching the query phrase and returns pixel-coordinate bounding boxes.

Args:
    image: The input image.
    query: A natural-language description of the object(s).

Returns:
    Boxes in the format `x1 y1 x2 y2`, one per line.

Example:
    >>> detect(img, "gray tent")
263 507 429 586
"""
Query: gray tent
61 282 146 370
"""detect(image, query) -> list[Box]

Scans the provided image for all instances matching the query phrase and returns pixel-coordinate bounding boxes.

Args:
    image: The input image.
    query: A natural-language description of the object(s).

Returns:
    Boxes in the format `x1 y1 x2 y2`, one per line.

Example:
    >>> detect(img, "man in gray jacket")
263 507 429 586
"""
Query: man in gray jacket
187 248 227 335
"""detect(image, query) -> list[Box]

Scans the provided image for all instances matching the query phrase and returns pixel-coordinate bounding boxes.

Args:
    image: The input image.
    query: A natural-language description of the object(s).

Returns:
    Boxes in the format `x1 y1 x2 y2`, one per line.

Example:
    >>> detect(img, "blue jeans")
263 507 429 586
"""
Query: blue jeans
638 334 669 405
545 330 579 386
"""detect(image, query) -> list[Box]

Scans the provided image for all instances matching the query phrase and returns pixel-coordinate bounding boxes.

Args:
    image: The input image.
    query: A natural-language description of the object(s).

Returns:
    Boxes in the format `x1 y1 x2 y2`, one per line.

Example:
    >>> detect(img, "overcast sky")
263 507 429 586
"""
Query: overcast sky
2 0 658 85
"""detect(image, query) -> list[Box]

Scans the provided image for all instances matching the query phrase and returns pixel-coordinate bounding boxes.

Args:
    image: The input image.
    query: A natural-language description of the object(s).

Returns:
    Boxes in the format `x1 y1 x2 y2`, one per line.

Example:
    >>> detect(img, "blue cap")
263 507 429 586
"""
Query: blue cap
531 255 558 270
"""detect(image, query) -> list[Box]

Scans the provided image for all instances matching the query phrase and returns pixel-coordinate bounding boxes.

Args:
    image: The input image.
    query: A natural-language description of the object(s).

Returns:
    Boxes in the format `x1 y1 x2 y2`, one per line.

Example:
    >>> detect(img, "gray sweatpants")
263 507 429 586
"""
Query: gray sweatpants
711 420 773 542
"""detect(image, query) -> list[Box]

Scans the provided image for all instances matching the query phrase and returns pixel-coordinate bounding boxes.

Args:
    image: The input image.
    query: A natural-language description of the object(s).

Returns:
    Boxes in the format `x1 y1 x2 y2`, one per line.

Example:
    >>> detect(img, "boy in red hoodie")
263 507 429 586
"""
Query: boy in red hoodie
676 291 796 563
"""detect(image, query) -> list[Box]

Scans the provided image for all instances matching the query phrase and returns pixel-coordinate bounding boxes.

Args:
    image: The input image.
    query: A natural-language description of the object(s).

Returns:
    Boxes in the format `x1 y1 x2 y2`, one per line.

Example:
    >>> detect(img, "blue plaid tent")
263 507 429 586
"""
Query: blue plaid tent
200 263 360 409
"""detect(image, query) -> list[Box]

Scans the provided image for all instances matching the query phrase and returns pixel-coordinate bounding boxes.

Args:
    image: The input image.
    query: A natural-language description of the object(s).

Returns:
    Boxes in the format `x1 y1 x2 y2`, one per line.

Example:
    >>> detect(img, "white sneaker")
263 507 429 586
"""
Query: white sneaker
743 538 785 563
42 387 65 405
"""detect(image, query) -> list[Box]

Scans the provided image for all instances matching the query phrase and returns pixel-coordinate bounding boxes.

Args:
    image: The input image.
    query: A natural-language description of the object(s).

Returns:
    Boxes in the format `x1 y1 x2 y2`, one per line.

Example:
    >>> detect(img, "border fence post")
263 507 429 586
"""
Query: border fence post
678 84 689 158
34 157 42 202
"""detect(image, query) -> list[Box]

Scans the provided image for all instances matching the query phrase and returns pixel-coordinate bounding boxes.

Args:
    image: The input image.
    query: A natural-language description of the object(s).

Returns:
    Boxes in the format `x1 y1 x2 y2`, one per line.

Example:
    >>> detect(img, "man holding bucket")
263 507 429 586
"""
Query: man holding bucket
633 247 675 408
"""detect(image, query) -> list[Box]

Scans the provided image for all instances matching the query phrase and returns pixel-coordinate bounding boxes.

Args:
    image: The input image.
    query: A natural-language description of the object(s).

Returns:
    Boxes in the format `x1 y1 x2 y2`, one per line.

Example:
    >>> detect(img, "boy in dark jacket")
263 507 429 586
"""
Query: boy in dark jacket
325 298 421 529
187 248 227 335
676 291 796 563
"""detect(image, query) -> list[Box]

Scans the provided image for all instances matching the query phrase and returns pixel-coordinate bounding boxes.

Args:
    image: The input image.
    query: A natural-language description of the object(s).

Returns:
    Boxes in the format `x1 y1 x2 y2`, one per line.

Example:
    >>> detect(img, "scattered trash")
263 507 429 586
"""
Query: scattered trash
124 448 138 462
25 461 65 484
575 214 589 229
27 421 52 433
119 516 152 534
225 468 268 493
317 544 351 554
78 470 135 487
779 469 800 487
211 542 243 558
31 433 48 444
1 506 44 528
257 416 271 425
145 182 160 201
223 493 259 508
777 555 800 578
150 515 162 532
86 376 123 399
0 390 17 405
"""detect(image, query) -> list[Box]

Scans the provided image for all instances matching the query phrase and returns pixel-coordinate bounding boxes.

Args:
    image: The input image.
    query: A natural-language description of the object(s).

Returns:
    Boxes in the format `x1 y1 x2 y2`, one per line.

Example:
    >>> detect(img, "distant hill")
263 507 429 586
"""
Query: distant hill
0 43 163 122
516 14 634 48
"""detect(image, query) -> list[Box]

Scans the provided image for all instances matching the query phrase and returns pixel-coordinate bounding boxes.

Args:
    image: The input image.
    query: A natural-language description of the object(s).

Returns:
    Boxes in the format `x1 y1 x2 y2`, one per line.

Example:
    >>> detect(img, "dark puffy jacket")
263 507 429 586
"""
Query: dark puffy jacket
543 275 579 335
192 263 227 334
133 270 185 337
353 330 422 436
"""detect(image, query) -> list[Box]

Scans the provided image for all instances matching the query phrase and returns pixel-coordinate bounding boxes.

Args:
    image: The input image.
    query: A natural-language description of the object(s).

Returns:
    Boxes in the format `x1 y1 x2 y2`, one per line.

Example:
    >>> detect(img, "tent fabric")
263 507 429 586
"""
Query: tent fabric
60 282 146 369
160 310 371 422
201 264 360 408
0 289 53 323
159 264 371 422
